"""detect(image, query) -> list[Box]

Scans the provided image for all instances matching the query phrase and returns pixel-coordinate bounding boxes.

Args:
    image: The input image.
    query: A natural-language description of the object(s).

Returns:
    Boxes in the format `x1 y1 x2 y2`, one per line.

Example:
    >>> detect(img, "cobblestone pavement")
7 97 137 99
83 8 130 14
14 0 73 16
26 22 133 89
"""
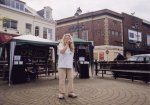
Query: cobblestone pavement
0 76 150 105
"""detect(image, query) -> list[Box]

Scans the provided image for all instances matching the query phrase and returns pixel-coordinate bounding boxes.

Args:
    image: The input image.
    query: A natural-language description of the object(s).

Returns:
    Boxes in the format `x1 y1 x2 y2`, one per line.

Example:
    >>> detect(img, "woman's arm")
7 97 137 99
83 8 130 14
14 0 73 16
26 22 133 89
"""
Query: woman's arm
59 44 68 54
58 39 71 54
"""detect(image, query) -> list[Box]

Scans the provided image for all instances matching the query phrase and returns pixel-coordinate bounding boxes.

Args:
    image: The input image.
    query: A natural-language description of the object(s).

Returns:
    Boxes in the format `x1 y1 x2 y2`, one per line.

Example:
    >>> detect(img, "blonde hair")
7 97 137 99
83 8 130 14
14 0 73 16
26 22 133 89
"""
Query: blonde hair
60 33 75 52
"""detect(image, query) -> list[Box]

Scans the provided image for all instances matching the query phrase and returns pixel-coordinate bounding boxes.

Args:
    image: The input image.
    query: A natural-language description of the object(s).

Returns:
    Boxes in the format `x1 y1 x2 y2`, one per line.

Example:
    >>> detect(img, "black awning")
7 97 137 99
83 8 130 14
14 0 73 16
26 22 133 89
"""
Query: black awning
125 47 150 53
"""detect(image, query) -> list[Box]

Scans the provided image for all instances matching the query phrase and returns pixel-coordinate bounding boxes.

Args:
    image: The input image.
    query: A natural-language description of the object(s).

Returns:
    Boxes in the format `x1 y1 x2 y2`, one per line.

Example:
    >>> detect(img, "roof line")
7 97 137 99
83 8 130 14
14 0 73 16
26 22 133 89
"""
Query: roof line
56 9 123 24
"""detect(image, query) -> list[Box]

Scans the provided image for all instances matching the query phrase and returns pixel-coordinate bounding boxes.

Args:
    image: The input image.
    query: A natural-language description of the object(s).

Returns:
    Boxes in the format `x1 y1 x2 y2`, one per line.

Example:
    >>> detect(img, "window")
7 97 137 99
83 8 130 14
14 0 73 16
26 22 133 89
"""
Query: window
3 19 17 29
20 3 24 11
10 0 15 8
112 30 115 36
82 30 88 41
109 30 111 35
72 32 78 38
43 28 52 39
115 31 119 36
11 20 17 29
3 20 10 28
48 29 52 39
112 20 117 26
43 27 47 39
127 56 138 61
129 33 134 38
0 0 25 11
5 0 10 6
146 57 150 62
0 0 5 5
46 10 50 19
94 29 101 36
137 56 144 61
16 1 19 9
26 23 32 34
35 26 39 36
56 36 59 41
137 56 150 62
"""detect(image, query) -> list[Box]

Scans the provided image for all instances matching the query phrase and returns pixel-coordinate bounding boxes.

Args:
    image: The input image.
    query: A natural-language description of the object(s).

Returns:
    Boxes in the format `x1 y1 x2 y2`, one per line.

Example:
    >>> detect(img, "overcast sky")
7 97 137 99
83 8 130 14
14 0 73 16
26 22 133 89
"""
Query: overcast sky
22 0 150 21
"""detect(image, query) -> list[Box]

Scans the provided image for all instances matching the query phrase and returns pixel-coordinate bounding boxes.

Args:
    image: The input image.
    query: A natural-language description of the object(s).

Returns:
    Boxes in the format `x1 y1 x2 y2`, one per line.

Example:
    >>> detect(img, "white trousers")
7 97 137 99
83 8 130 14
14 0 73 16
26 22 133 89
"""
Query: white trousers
58 68 74 94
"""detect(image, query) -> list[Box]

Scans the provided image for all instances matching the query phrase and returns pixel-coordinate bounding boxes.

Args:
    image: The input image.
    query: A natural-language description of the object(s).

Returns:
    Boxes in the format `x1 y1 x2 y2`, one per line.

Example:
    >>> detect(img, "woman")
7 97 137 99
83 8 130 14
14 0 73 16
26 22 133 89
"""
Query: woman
57 33 77 99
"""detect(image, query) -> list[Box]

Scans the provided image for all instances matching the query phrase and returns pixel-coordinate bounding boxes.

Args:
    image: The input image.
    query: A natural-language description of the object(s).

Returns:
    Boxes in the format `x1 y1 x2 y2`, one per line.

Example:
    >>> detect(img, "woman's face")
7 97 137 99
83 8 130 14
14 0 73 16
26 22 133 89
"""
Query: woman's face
64 35 71 43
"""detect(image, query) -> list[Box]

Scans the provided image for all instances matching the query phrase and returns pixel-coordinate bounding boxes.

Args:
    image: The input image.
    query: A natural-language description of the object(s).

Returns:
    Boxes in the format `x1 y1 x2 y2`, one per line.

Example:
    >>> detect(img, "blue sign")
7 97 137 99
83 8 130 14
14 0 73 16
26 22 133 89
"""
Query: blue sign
68 25 84 31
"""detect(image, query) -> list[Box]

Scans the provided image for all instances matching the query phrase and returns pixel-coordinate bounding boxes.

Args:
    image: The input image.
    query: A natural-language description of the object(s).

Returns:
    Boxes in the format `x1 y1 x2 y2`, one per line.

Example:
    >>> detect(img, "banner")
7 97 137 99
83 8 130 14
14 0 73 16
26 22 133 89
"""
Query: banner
128 29 142 42
0 33 12 42
99 52 104 60
147 35 150 46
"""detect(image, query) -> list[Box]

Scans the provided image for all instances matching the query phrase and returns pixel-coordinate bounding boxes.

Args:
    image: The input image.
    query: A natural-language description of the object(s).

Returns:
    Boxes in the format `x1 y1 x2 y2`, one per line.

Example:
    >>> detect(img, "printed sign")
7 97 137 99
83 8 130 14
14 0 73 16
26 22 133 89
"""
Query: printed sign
14 55 21 61
128 29 142 42
147 35 150 46
99 52 104 60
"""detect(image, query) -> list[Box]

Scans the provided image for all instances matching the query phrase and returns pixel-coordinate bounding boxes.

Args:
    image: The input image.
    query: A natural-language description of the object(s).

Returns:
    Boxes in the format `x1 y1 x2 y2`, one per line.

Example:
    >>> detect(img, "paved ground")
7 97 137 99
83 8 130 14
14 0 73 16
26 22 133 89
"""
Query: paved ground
0 75 150 105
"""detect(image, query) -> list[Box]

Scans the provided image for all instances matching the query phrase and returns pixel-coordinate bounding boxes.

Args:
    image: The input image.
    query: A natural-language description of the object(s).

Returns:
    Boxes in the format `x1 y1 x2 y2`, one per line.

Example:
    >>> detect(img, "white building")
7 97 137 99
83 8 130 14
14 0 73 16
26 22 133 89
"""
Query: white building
0 0 55 41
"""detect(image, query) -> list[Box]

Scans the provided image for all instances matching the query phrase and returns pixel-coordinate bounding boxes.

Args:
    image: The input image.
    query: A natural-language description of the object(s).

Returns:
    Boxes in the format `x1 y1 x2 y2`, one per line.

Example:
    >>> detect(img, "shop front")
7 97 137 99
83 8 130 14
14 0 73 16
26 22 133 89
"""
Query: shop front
8 35 58 85
94 45 123 61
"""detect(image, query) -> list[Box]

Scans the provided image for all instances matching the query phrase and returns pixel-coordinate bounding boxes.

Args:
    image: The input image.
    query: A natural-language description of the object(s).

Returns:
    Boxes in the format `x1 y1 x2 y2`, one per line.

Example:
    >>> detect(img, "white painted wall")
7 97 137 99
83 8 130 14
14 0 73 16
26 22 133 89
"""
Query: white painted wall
0 5 56 41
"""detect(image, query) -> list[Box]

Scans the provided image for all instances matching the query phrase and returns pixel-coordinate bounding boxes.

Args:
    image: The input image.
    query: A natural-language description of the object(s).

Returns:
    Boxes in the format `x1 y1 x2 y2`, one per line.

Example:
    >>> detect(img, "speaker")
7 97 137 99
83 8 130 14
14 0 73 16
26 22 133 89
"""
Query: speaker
11 65 27 84
79 63 89 79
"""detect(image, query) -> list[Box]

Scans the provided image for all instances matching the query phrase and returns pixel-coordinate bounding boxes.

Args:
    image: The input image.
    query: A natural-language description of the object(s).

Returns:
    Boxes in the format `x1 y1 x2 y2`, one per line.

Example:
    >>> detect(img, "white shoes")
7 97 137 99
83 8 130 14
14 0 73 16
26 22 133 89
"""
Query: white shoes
68 92 77 98
58 93 64 99
58 93 77 99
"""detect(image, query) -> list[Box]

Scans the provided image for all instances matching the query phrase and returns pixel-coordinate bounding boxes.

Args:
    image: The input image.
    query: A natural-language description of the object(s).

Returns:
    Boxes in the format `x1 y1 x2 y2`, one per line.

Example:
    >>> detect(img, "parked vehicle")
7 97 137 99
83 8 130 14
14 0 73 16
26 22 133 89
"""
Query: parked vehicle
127 54 150 62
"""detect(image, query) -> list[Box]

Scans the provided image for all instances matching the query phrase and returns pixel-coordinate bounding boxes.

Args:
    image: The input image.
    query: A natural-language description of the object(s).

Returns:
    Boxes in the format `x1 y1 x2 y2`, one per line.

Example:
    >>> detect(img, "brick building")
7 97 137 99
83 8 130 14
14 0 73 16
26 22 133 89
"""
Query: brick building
56 9 150 61
122 13 150 57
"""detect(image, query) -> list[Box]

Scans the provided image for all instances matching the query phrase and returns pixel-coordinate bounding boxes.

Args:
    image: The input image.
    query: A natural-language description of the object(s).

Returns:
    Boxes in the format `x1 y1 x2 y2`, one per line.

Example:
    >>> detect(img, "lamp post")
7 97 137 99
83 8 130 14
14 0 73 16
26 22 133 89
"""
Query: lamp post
106 49 109 62
74 7 82 38
135 22 140 48
131 13 141 54
74 7 82 73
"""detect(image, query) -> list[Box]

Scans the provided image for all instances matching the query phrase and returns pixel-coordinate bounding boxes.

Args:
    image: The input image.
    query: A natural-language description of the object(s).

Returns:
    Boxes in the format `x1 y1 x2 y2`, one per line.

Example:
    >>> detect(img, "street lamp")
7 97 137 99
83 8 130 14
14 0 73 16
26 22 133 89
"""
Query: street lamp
74 7 82 73
135 21 141 48
106 49 109 62
131 13 141 48
74 7 82 38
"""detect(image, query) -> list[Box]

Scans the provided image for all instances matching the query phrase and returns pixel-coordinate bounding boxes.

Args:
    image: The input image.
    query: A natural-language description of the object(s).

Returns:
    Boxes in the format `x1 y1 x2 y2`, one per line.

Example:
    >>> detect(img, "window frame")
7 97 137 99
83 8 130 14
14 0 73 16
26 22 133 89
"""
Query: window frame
26 23 32 34
48 28 52 40
43 27 47 39
35 26 40 36
3 19 18 30
72 31 78 38
15 1 20 10
10 0 15 8
82 30 88 41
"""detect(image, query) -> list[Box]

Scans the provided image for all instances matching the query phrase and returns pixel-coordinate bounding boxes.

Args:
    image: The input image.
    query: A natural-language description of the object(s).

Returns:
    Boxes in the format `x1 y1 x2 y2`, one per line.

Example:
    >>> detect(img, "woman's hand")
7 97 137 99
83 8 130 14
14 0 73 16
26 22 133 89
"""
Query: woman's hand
66 39 72 45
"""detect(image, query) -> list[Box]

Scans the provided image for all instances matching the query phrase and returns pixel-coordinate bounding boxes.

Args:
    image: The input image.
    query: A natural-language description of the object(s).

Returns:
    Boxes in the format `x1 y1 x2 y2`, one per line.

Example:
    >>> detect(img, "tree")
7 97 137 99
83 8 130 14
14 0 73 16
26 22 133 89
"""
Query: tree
0 16 9 21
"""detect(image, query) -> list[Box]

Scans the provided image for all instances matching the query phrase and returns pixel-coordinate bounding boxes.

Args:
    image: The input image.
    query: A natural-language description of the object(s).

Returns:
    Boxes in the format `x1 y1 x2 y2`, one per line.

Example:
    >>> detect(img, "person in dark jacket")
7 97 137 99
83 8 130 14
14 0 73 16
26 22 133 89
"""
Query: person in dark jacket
114 53 125 61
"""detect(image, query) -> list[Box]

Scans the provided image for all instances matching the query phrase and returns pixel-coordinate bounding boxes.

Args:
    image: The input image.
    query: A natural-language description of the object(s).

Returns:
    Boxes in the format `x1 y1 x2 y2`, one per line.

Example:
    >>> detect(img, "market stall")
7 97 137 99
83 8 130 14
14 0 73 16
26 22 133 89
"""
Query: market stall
73 38 94 78
8 35 58 85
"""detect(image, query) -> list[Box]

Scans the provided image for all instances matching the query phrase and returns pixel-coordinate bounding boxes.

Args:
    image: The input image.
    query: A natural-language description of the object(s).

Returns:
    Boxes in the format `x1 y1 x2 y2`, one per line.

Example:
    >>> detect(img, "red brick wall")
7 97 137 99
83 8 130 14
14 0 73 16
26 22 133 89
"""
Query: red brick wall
108 18 122 46
142 23 150 49
122 13 143 49
56 18 108 46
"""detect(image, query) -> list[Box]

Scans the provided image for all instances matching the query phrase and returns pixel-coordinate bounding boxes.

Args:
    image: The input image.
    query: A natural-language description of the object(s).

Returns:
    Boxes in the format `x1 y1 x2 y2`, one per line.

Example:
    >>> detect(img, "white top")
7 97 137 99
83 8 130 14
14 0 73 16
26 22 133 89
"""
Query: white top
57 43 74 69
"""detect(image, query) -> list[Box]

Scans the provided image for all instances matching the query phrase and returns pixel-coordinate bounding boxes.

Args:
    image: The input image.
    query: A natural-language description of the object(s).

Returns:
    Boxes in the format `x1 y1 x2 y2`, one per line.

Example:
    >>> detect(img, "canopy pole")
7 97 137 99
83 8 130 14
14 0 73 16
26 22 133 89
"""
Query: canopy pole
54 46 57 79
9 41 16 86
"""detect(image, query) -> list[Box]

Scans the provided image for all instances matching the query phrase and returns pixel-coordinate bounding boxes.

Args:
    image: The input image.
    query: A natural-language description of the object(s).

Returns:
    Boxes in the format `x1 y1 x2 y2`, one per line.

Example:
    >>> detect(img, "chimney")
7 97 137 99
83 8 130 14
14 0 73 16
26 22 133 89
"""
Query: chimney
44 6 53 20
